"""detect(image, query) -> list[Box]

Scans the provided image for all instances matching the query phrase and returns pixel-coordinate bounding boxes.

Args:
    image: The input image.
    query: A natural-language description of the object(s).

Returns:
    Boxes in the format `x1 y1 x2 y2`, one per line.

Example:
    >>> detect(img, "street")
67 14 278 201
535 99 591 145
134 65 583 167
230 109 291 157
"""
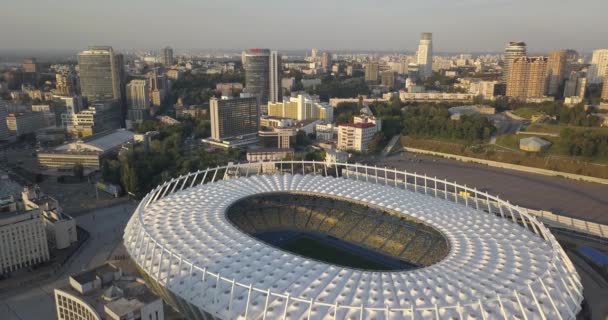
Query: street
0 203 135 320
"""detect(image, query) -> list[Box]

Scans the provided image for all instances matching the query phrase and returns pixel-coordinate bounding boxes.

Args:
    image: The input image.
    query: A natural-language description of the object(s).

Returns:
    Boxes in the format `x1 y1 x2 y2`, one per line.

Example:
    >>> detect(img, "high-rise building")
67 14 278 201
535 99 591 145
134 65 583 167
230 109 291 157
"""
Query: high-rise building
78 46 122 103
311 48 319 59
126 79 150 123
244 49 281 107
506 56 548 99
321 52 332 71
416 32 433 80
588 49 608 84
546 50 568 96
563 71 587 98
502 42 527 83
269 51 282 104
160 46 174 66
365 63 379 82
210 97 259 141
381 71 397 90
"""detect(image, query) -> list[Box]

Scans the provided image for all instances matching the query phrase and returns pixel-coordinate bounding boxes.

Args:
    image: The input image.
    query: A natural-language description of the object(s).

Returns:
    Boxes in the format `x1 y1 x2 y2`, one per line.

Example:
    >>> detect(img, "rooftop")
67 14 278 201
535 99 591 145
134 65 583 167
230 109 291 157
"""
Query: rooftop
54 129 134 153
339 122 376 129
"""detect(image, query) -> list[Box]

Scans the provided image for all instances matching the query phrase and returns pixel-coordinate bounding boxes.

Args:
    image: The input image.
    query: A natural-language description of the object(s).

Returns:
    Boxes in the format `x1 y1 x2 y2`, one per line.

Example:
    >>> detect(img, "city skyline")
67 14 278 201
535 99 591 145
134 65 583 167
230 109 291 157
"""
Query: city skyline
1 0 607 53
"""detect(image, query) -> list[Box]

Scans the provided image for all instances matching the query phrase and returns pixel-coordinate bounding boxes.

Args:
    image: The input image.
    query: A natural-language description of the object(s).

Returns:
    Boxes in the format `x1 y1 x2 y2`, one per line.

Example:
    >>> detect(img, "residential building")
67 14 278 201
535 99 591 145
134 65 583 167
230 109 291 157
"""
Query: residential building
160 46 174 66
148 70 168 108
315 122 336 141
502 42 527 83
37 129 134 171
166 69 183 81
588 49 608 84
416 32 433 80
337 122 378 152
398 92 476 102
506 56 548 99
381 71 397 90
321 52 332 71
32 104 57 127
0 179 50 275
546 50 568 96
54 262 164 320
563 71 587 98
126 79 150 123
78 46 122 103
354 114 382 133
365 63 379 82
468 80 499 101
267 94 333 122
324 148 348 166
6 112 47 136
209 97 259 144
246 149 294 162
22 58 38 74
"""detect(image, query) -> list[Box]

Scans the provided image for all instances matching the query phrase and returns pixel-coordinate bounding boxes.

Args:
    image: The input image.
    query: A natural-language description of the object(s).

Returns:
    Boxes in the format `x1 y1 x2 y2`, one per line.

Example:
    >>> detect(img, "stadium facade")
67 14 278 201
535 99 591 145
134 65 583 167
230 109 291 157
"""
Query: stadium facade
123 161 583 319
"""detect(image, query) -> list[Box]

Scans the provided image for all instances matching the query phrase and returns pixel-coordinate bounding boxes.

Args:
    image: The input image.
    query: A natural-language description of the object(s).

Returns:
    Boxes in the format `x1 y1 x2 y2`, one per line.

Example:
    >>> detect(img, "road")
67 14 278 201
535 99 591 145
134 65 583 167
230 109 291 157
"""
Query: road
0 203 135 320
374 153 608 224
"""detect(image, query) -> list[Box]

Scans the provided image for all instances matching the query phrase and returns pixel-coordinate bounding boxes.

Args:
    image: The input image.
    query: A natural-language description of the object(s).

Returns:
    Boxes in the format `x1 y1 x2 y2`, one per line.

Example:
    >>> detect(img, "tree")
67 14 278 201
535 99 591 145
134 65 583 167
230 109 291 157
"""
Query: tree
295 130 311 147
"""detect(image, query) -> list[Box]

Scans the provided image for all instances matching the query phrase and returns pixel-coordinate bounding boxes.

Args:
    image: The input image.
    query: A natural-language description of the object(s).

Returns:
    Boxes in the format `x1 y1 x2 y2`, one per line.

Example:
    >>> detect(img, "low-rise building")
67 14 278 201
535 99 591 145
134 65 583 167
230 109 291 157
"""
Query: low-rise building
37 129 135 172
398 91 476 102
6 112 47 136
54 262 164 320
315 122 336 141
337 122 378 152
324 148 348 166
246 148 294 162
519 137 551 152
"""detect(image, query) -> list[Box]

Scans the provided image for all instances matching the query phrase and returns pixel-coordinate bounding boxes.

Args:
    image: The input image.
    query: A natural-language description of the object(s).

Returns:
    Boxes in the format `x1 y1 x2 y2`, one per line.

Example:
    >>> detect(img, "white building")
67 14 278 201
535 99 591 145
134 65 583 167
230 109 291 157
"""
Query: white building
269 51 282 103
337 122 378 152
416 33 433 80
55 262 164 320
324 148 348 166
468 80 499 101
315 122 336 141
588 49 608 84
126 79 150 123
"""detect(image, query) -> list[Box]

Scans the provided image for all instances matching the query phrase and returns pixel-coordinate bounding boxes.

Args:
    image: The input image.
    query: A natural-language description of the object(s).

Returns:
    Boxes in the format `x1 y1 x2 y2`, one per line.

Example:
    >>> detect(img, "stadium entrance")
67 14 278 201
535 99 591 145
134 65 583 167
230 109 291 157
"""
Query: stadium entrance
226 192 449 271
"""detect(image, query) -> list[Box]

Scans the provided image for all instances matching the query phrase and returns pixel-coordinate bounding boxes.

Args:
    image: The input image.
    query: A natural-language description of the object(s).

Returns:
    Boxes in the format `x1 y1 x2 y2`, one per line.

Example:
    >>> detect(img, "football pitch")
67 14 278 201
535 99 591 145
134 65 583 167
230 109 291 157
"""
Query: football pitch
281 235 395 270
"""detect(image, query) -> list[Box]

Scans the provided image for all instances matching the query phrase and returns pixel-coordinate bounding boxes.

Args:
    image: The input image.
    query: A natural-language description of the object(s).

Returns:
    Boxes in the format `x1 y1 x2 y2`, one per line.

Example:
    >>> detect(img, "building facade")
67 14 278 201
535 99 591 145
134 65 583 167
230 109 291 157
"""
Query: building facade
6 112 47 136
78 46 122 103
381 71 397 90
506 56 548 99
160 46 174 66
126 79 150 123
337 122 377 152
502 42 527 83
210 97 260 141
244 49 281 107
602 70 608 101
269 51 282 104
416 32 433 80
546 50 568 96
364 63 379 82
267 94 333 122
588 49 608 84
0 105 12 140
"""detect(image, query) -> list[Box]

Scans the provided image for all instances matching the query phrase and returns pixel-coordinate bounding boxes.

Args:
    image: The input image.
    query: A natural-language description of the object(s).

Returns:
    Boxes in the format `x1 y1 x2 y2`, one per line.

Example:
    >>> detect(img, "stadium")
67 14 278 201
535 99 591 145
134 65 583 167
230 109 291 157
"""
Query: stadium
123 161 583 319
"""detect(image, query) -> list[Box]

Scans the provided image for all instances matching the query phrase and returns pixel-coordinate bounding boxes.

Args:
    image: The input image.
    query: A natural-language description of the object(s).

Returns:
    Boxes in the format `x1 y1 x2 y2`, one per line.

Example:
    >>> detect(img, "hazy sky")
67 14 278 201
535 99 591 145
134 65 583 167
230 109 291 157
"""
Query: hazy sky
1 0 607 53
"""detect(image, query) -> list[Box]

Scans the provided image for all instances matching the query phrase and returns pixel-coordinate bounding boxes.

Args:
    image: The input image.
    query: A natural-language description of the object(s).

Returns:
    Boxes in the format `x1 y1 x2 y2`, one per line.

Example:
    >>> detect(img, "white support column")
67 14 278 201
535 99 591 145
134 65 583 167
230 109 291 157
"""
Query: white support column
375 166 379 184
365 166 369 182
189 171 200 188
228 279 236 314
414 174 417 192
514 290 529 320
199 170 209 186
444 179 448 200
156 249 164 281
539 278 563 320
160 180 173 198
211 167 219 183
244 284 253 319
333 302 339 320
528 284 547 320
179 174 190 190
214 273 221 304
497 295 508 319
384 167 388 185
474 188 479 210
478 299 487 320
170 176 181 193
165 253 173 286
307 298 314 320
434 178 437 197
301 159 305 175
262 289 271 320
424 174 427 194
283 294 290 319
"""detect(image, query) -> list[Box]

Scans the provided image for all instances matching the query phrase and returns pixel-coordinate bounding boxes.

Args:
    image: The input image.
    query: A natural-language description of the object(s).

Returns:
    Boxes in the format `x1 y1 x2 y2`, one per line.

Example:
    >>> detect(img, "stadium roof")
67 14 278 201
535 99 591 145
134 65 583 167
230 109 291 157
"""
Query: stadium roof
124 169 582 319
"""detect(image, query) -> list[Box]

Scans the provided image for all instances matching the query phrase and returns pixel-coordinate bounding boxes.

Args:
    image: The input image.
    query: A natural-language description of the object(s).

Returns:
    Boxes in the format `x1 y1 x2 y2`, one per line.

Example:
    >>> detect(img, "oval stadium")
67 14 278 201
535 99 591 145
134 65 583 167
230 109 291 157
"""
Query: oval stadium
123 161 583 320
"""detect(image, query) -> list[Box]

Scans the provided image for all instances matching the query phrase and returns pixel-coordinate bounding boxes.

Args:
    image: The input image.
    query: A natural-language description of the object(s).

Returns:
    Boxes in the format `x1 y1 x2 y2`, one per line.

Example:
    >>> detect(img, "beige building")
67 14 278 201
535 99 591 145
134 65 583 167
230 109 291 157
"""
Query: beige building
267 94 333 122
520 137 551 152
55 262 164 320
381 71 397 90
64 103 122 138
337 122 378 152
506 56 548 100
602 70 608 101
365 63 379 82
246 148 294 162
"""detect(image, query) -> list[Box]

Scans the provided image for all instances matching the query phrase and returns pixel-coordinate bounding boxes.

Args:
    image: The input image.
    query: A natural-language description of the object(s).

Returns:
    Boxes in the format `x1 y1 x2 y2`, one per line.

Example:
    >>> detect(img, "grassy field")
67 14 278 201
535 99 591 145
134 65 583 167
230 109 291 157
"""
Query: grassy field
282 236 393 270
402 136 608 178
524 123 608 135
512 107 542 119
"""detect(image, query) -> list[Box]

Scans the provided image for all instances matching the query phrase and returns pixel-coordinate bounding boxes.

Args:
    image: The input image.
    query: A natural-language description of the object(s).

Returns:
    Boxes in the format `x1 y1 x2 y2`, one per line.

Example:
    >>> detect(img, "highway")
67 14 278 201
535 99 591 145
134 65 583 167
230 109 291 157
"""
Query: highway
373 153 608 225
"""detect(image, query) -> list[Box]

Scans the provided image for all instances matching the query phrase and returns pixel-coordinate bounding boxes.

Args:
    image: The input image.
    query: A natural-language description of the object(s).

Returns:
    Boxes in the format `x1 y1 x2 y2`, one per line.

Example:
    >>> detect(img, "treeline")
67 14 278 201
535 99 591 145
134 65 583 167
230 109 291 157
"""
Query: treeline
171 70 245 105
506 101 602 127
560 128 608 158
102 121 240 197
307 77 369 101
402 105 496 142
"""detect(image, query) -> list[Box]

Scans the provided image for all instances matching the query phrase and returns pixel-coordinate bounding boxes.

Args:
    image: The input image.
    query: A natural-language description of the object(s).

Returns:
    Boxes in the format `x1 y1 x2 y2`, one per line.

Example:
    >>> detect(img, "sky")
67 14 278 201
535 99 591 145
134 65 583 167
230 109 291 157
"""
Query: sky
1 0 607 54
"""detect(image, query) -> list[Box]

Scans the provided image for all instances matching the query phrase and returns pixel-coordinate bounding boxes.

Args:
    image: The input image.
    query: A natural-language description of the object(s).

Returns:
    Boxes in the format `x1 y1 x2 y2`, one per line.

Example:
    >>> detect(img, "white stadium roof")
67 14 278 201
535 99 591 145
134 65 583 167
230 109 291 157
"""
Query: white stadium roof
124 163 582 320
